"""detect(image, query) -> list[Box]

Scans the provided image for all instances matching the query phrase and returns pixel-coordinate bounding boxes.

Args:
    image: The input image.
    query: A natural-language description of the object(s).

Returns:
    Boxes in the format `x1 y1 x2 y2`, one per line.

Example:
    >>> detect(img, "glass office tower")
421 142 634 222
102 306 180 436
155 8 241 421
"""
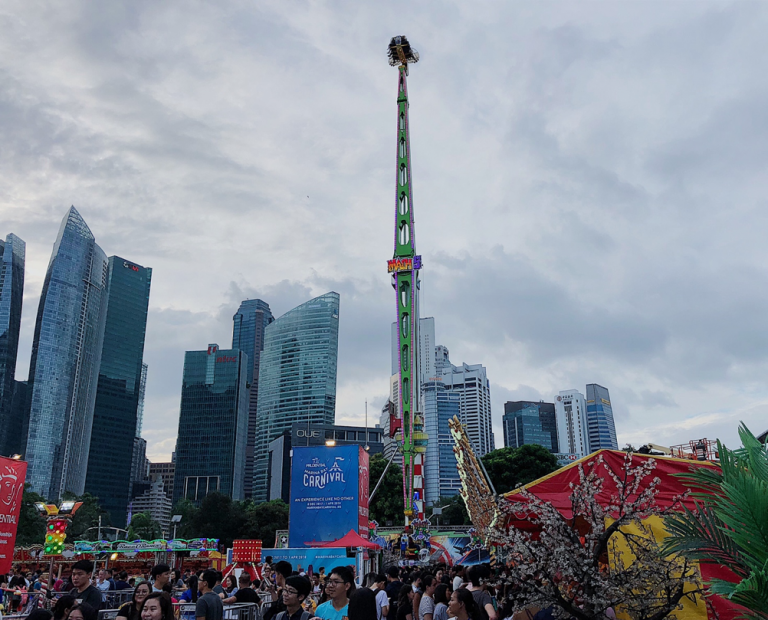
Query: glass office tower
173 344 249 505
0 233 25 456
502 401 558 452
586 383 618 450
251 292 340 502
85 257 152 526
423 378 461 505
232 299 273 498
26 207 109 499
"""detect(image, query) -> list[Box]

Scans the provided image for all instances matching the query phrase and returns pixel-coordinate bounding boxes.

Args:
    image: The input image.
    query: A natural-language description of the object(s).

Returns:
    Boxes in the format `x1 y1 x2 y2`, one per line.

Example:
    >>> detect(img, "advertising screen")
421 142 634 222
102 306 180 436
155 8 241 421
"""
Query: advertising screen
289 445 368 546
0 457 27 573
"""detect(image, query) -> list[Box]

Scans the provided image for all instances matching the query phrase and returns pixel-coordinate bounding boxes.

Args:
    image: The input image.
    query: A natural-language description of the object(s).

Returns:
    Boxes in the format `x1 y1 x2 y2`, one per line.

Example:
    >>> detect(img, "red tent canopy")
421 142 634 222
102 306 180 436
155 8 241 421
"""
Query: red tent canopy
502 449 719 531
311 529 381 549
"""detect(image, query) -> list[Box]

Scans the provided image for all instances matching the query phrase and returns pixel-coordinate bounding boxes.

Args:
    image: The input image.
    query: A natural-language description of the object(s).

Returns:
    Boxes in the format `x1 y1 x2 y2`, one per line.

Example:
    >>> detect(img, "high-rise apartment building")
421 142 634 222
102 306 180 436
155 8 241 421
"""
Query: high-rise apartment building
136 363 148 436
85 257 151 527
231 299 274 498
502 401 558 452
585 384 618 450
423 378 462 504
380 374 400 460
25 208 109 498
174 344 249 504
440 353 494 456
0 233 25 456
148 461 175 500
555 389 589 456
252 292 340 501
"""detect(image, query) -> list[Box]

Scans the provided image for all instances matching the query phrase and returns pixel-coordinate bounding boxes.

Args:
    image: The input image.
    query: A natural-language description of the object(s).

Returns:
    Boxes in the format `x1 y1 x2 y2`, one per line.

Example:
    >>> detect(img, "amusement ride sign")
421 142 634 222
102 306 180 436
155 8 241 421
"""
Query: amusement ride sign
0 457 26 573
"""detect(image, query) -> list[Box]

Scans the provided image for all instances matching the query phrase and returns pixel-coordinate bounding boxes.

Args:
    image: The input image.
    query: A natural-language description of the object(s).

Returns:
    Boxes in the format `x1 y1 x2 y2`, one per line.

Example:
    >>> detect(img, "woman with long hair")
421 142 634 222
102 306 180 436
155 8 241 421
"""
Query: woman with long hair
140 593 174 620
180 575 199 603
347 588 377 620
433 584 450 620
448 589 481 620
224 574 237 595
68 603 98 620
116 581 151 620
396 584 414 620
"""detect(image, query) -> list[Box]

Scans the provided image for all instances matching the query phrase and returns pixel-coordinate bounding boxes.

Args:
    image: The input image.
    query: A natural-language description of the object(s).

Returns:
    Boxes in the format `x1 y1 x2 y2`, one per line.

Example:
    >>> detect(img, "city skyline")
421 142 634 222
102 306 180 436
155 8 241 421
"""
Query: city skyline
4 3 768 465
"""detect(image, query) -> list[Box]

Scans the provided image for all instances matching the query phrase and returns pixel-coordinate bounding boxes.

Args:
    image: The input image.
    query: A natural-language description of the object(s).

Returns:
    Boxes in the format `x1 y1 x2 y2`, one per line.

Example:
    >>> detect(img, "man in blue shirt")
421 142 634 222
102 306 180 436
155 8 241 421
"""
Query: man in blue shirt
314 566 353 620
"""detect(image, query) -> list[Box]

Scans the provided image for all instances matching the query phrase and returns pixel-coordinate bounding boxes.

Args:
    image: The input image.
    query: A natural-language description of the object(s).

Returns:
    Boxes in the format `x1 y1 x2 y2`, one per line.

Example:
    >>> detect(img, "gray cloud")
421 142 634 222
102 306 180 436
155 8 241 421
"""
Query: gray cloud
3 1 768 459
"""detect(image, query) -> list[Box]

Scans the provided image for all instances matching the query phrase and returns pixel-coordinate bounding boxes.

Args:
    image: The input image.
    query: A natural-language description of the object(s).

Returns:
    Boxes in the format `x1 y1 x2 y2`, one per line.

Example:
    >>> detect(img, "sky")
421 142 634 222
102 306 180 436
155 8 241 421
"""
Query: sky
2 0 768 463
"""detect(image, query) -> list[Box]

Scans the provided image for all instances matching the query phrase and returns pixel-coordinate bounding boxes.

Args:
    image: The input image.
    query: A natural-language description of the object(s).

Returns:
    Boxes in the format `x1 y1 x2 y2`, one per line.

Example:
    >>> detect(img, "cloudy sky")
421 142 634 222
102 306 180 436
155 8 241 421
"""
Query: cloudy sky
3 1 767 462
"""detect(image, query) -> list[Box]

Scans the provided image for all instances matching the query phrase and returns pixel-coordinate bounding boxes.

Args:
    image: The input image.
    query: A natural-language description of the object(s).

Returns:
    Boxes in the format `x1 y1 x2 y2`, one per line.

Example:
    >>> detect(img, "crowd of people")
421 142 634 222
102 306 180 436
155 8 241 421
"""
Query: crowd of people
0 559 538 620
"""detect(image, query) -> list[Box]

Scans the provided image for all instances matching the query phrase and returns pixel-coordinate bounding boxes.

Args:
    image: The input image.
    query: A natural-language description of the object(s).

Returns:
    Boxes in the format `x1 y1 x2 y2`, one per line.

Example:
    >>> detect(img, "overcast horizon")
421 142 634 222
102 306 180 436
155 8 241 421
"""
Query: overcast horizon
3 1 768 463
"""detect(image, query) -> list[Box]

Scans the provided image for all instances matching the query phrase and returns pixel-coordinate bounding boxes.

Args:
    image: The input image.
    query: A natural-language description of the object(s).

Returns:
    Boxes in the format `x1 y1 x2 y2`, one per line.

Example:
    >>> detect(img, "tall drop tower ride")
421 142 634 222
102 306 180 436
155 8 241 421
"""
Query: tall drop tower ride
386 36 427 523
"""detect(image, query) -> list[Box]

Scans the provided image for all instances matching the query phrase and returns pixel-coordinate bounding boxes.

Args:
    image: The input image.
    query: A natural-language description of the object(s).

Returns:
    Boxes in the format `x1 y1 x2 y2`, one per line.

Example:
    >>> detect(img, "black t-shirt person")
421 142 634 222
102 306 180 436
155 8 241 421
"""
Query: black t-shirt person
234 588 261 604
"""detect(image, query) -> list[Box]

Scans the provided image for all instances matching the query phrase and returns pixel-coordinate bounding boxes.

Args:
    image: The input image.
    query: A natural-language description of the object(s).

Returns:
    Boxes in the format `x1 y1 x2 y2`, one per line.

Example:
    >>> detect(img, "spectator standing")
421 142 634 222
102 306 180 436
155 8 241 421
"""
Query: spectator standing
447 589 478 620
195 571 223 620
222 574 260 605
451 568 465 592
396 585 413 620
276 575 311 620
348 588 377 620
385 567 403 620
68 561 102 609
116 581 151 620
466 567 496 620
418 576 436 620
114 572 131 591
368 574 389 620
150 565 172 594
263 561 292 620
314 566 354 620
140 593 174 620
432 585 449 620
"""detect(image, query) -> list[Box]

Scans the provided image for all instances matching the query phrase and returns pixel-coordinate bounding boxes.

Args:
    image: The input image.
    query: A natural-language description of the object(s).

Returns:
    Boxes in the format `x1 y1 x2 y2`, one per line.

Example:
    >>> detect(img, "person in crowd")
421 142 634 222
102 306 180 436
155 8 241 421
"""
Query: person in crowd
223 575 237 595
385 567 403 620
180 576 199 603
259 565 274 592
196 570 223 620
313 566 354 620
263 561 292 620
396 585 413 620
173 570 185 589
114 572 130 591
432 585 449 620
366 573 389 620
451 568 465 593
68 560 102 609
117 580 151 620
418 575 436 620
447 589 479 620
69 602 98 620
347 588 377 620
310 574 321 595
28 609 53 620
466 567 495 620
141 593 174 620
96 569 111 601
410 573 423 620
223 573 260 605
212 572 226 598
52 595 77 620
275 575 311 620
150 565 172 594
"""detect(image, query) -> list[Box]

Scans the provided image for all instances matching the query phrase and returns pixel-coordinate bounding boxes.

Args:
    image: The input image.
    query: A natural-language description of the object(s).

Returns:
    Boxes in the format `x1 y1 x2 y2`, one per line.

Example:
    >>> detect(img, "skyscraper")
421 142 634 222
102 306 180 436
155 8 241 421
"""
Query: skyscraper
555 389 589 456
231 299 274 498
502 401 558 452
585 383 618 450
251 292 340 502
0 233 25 457
25 207 109 498
85 257 152 527
174 344 249 504
423 378 462 504
440 352 494 456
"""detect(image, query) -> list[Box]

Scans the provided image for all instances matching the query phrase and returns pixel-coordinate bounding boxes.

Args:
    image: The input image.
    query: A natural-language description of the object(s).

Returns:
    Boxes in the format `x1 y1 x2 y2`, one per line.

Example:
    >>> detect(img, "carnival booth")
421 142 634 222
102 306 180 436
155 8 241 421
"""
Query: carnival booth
502 450 743 620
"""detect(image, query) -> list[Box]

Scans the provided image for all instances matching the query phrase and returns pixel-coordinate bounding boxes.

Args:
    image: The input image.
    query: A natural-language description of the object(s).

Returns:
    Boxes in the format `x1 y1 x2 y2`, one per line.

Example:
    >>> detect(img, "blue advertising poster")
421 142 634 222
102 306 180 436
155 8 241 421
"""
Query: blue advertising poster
289 445 361 546
261 548 350 573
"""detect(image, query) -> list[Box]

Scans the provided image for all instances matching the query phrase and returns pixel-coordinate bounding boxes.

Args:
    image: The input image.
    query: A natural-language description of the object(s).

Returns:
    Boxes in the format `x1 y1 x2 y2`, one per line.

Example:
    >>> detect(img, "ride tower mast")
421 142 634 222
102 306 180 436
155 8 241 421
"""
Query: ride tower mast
386 36 427 525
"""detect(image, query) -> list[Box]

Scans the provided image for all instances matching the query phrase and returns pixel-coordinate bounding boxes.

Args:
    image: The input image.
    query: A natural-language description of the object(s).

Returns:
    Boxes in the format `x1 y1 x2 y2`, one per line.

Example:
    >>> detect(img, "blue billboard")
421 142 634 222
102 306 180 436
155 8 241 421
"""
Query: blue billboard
288 445 369 547
261 547 350 573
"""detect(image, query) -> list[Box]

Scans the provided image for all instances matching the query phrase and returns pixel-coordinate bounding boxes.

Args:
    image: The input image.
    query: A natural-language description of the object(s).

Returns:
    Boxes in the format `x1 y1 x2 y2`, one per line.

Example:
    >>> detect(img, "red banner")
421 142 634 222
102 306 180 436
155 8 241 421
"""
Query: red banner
358 447 370 538
0 457 27 573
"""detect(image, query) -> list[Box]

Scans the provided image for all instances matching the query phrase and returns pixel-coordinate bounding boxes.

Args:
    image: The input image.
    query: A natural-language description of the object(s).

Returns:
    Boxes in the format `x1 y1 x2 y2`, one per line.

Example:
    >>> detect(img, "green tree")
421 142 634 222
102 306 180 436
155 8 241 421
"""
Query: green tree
430 495 469 526
190 492 245 548
663 424 768 619
242 500 288 546
16 485 47 547
368 454 405 526
170 498 200 539
480 444 559 495
127 512 163 540
61 492 111 540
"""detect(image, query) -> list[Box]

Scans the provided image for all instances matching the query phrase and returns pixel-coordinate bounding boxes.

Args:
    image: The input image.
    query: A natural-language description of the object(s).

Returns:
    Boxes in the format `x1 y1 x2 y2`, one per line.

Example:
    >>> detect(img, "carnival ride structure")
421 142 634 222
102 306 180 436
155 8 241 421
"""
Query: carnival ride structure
386 35 428 524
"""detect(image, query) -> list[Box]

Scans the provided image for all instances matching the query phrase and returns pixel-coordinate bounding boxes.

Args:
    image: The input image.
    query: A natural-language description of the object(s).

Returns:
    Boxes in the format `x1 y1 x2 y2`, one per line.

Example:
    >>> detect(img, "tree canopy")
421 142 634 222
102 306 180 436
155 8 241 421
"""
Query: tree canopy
368 453 405 526
480 444 560 495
